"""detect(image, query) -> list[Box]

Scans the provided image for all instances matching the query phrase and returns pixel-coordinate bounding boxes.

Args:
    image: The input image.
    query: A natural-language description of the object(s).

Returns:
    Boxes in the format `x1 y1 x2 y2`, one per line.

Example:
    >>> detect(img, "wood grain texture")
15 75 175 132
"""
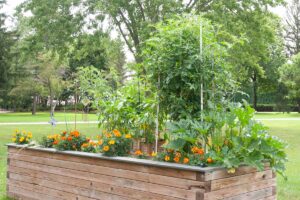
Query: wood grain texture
6 146 277 200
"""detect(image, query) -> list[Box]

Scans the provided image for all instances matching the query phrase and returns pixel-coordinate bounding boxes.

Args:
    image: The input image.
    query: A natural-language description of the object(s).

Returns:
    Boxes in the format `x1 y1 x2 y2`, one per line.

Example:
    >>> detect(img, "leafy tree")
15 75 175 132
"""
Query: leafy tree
279 53 300 112
285 0 300 56
0 0 15 108
88 0 283 63
17 0 85 57
68 31 126 81
213 10 283 109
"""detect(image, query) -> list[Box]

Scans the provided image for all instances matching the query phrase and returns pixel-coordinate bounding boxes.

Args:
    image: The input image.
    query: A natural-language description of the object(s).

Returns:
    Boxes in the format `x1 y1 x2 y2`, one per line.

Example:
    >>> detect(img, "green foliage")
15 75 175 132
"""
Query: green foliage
97 77 159 143
162 102 287 177
144 15 237 120
279 53 300 111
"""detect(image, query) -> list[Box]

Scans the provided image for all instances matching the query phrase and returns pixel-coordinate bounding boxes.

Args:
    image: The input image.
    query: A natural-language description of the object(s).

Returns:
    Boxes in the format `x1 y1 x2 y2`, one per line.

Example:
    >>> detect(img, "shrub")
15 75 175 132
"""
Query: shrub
12 130 32 145
98 129 133 156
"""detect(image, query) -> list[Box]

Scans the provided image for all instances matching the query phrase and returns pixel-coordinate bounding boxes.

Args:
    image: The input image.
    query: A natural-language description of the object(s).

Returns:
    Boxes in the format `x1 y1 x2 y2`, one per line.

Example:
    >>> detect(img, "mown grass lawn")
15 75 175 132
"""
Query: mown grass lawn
0 112 299 200
0 112 98 123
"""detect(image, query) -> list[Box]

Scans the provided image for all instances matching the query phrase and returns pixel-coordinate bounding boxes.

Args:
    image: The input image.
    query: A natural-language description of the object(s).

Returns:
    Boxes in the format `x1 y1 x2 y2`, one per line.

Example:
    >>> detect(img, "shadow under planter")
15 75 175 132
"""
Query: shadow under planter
6 144 276 200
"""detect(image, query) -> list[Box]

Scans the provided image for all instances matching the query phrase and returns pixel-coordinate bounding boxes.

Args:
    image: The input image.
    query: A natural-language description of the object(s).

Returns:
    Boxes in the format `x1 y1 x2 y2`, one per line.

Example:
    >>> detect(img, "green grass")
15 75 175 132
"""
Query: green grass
261 120 300 200
0 112 299 199
0 112 98 123
254 112 300 119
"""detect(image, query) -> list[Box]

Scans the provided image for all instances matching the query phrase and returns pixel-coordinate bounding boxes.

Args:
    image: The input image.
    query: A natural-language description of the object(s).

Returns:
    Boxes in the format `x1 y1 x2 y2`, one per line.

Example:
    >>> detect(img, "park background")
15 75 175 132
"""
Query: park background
0 0 300 200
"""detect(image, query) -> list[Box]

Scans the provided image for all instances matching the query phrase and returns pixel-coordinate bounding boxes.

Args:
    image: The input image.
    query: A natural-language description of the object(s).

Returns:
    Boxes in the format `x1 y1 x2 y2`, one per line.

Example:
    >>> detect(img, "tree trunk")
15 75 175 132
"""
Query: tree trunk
298 99 300 113
32 95 37 115
252 73 258 110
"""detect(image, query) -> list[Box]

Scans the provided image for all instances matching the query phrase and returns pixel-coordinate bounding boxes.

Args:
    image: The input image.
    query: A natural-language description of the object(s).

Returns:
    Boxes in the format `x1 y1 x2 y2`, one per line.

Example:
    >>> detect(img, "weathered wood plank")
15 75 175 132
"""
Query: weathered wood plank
9 160 198 200
8 147 200 181
204 178 276 200
261 195 277 200
8 178 130 200
9 152 206 191
8 167 183 200
222 187 273 200
211 170 273 191
208 164 270 181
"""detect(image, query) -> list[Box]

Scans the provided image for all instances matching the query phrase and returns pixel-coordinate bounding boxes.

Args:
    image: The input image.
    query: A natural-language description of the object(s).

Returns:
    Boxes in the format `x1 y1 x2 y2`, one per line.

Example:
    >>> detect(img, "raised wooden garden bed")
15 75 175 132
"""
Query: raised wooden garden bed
7 144 276 200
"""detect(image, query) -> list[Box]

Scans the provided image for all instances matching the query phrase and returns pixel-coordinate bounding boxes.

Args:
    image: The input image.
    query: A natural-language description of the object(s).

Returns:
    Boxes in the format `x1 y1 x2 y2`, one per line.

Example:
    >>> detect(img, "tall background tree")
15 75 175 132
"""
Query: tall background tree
0 0 15 109
285 0 300 56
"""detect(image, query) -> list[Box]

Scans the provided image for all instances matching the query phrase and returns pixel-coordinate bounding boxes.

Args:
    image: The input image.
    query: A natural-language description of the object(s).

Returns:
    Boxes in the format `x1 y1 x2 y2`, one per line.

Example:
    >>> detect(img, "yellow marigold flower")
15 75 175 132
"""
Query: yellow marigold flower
164 155 170 161
12 138 16 142
105 133 112 138
15 129 19 133
47 135 52 139
151 151 157 157
108 140 115 145
125 134 132 139
183 157 189 164
98 140 103 145
113 129 121 137
103 145 110 152
19 137 25 142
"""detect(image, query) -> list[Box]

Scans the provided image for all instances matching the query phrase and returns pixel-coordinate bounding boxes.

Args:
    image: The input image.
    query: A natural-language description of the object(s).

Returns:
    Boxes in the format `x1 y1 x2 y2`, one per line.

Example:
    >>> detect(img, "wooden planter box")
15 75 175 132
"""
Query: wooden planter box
6 144 276 200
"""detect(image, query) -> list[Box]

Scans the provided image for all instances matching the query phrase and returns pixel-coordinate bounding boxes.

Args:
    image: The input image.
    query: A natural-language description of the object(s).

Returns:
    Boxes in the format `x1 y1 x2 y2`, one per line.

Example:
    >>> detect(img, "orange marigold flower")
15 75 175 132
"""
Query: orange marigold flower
197 148 204 155
61 136 66 140
98 140 103 145
113 129 121 137
125 134 132 139
82 143 89 148
164 155 170 161
67 136 73 141
183 157 189 164
103 145 110 152
86 137 90 142
62 131 67 135
134 150 143 156
174 156 180 163
191 146 199 153
53 140 58 145
73 130 80 137
207 157 213 163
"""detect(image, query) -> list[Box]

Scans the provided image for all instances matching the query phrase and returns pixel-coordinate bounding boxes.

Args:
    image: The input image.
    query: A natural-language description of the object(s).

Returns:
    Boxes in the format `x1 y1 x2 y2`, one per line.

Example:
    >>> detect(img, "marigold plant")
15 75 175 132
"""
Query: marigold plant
12 130 32 145
54 130 89 151
40 134 60 148
81 139 98 153
98 129 133 156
